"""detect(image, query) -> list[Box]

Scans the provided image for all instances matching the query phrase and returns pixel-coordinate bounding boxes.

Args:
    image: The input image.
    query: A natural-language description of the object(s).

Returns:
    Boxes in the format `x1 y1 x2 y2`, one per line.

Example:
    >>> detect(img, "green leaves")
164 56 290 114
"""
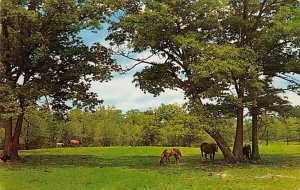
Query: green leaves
0 0 119 116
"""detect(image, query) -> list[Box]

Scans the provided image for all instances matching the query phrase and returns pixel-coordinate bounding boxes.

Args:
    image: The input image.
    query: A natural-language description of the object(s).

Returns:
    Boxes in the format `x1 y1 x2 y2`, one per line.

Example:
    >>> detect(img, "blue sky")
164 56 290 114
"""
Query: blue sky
80 27 300 112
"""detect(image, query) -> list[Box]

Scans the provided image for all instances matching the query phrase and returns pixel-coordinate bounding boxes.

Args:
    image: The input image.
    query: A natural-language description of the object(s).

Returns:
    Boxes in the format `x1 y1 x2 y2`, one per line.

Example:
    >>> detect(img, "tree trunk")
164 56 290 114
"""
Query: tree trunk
233 106 244 162
233 77 245 162
205 130 237 164
10 113 24 161
286 124 289 145
3 117 13 156
266 129 269 146
232 0 248 162
251 106 260 160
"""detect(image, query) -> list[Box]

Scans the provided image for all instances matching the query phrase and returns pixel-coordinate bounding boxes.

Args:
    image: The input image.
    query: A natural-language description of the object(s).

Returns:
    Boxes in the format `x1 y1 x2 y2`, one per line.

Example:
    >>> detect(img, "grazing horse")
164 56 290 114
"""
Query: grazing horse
160 148 182 166
69 140 80 147
243 144 251 159
56 142 64 148
200 142 218 161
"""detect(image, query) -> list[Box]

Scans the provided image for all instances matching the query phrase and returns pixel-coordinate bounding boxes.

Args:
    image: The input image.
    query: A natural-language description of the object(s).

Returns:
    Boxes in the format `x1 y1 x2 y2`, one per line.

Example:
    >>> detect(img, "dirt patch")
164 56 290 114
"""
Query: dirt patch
255 174 295 179
208 172 232 179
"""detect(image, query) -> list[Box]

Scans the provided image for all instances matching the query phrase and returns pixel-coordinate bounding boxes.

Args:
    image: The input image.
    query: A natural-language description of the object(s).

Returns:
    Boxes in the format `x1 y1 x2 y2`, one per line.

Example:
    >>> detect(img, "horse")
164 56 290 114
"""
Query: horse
200 142 218 161
69 140 80 147
243 144 251 159
160 148 182 166
0 155 11 162
56 142 64 148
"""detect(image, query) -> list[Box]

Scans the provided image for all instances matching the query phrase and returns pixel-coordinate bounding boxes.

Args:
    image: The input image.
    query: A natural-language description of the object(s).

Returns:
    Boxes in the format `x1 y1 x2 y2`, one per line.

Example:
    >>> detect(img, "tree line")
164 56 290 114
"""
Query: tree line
1 0 299 163
0 104 209 148
1 104 299 150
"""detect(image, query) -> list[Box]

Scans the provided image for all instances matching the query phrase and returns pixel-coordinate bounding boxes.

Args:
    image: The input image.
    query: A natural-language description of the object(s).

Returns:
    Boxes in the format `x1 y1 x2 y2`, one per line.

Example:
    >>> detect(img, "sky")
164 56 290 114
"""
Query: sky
80 26 300 113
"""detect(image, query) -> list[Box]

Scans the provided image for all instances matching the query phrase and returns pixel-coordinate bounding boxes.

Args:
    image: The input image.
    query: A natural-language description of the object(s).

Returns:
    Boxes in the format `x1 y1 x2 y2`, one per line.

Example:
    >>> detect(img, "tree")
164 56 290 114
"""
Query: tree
155 104 205 146
108 0 300 163
0 0 119 161
92 107 123 146
123 109 146 146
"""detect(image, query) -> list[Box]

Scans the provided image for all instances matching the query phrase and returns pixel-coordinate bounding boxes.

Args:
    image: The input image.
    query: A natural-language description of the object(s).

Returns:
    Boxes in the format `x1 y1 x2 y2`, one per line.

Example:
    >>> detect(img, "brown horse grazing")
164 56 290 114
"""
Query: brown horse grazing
200 142 218 161
69 140 80 147
160 148 182 166
243 144 251 159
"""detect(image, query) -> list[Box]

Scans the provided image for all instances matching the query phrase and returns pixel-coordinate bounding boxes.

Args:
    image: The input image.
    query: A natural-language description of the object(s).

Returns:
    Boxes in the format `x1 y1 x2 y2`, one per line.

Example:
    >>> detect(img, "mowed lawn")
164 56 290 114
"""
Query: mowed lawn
0 142 299 190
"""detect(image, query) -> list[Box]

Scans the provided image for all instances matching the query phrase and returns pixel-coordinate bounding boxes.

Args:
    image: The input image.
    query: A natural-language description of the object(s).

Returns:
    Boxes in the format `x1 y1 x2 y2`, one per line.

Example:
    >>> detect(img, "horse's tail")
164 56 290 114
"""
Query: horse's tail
200 143 205 157
200 146 203 156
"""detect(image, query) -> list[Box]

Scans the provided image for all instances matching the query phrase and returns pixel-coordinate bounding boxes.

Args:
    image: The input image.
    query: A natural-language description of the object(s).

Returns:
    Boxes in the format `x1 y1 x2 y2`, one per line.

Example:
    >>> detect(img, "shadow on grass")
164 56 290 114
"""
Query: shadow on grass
5 152 299 172
7 153 227 173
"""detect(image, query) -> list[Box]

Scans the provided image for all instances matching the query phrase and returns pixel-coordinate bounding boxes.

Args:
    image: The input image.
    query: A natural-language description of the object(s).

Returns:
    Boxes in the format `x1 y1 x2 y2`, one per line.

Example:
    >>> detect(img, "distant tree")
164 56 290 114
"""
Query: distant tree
123 110 145 146
91 107 123 146
155 104 205 146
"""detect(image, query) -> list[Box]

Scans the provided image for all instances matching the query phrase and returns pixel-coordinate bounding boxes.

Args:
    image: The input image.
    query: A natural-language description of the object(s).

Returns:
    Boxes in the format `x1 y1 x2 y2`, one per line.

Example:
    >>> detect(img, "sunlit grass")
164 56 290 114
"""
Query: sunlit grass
0 142 299 190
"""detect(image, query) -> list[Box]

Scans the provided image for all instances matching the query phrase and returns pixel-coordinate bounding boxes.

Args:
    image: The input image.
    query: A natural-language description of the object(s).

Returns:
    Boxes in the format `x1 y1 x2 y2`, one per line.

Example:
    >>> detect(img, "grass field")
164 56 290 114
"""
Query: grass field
0 142 299 190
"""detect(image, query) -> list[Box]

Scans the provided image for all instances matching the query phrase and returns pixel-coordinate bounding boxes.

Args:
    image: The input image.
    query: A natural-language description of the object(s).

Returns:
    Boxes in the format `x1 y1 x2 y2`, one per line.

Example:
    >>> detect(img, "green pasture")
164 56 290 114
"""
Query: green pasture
0 142 299 190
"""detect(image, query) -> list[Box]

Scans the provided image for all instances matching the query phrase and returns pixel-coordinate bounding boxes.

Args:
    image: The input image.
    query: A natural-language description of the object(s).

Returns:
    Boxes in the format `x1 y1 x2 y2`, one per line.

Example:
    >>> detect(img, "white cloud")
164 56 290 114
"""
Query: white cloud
91 74 186 112
281 91 300 106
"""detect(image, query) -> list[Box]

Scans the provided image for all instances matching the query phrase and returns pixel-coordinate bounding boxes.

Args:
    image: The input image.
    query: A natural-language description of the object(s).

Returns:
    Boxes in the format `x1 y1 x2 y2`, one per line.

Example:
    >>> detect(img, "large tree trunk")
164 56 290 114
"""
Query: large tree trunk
10 113 24 161
3 117 13 156
233 104 244 162
205 130 237 164
251 106 260 160
232 0 248 162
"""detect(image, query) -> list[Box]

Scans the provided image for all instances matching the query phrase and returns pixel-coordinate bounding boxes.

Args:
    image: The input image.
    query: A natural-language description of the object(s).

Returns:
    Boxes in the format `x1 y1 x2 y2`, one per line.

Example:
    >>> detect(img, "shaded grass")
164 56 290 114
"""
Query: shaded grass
0 143 299 190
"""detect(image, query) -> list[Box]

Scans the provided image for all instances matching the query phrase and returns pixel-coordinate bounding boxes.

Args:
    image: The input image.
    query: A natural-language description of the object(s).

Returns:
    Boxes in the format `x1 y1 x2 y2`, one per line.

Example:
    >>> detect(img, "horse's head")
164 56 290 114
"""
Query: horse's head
210 143 218 152
160 158 164 165
175 148 182 156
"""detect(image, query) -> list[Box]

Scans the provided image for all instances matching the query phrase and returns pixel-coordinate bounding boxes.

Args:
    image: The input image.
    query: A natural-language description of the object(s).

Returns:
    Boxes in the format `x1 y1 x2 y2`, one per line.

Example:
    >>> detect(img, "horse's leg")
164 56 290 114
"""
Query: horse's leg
165 156 169 163
175 155 179 165
212 152 215 162
205 153 207 160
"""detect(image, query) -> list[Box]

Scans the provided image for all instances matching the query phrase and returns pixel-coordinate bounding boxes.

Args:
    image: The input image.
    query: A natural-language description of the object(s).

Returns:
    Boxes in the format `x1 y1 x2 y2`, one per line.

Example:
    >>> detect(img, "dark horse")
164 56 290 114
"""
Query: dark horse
243 144 251 159
160 148 182 165
200 142 218 161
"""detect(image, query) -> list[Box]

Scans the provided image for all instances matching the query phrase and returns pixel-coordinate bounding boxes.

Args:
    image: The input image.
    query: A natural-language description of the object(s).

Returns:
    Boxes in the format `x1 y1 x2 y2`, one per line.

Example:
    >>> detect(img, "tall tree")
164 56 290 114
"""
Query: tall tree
240 0 300 159
0 0 119 161
108 0 300 163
